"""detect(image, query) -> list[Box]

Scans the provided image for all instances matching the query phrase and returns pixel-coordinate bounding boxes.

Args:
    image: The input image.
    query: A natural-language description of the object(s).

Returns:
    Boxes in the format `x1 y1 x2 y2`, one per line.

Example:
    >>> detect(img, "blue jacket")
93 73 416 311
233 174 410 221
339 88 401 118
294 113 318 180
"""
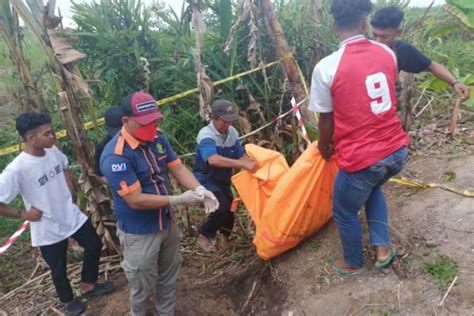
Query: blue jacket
100 127 181 234
193 122 245 193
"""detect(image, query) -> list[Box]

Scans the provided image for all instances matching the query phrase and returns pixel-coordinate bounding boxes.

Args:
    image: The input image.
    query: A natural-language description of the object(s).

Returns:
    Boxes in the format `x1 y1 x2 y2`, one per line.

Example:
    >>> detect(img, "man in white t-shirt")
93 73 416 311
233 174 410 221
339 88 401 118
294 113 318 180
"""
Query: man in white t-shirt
0 112 113 315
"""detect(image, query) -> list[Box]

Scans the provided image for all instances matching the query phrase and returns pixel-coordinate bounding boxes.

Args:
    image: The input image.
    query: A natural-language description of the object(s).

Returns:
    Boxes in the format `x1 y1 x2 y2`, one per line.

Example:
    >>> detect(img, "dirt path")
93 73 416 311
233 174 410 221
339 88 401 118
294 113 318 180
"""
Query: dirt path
274 153 474 315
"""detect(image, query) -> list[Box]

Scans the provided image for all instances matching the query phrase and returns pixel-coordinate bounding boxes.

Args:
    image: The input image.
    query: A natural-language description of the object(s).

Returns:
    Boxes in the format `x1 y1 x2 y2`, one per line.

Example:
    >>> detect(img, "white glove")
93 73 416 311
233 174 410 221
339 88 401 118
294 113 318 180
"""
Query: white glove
169 190 204 206
195 186 220 214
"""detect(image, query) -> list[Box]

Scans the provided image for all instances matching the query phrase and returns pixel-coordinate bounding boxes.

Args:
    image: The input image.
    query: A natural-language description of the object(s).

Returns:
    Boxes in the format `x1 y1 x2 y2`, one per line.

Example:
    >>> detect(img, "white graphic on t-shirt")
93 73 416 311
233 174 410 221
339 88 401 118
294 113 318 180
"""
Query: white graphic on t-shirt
36 164 62 186
0 146 87 247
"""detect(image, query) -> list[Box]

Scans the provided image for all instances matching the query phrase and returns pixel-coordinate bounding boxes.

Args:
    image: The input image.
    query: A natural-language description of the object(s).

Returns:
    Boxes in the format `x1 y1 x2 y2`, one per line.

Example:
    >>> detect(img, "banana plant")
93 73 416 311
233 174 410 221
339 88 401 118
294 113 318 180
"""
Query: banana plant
445 0 474 31
10 0 120 253
0 0 46 112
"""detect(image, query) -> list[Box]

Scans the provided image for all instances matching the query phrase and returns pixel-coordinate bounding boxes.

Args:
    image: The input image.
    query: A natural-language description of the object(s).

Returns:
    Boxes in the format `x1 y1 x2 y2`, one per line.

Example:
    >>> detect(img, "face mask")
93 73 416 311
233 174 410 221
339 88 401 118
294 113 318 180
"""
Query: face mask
135 121 157 142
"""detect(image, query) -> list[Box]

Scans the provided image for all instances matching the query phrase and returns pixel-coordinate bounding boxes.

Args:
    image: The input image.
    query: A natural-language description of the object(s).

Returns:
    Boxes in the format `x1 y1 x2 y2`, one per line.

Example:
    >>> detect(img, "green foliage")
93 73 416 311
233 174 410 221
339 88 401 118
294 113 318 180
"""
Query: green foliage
276 0 337 79
449 0 474 8
374 0 410 8
443 171 456 182
71 0 155 106
308 239 321 251
0 197 33 293
423 256 458 289
446 0 474 30
218 0 233 39
0 197 28 242
402 6 474 111
402 255 413 267
0 244 34 292
2 0 474 170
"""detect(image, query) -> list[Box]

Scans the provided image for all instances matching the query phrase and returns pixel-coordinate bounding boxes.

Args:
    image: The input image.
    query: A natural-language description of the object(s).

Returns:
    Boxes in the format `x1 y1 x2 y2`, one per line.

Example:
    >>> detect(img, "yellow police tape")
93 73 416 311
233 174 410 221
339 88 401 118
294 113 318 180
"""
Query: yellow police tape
2 53 472 200
389 177 474 198
0 118 105 157
0 55 293 157
157 55 293 106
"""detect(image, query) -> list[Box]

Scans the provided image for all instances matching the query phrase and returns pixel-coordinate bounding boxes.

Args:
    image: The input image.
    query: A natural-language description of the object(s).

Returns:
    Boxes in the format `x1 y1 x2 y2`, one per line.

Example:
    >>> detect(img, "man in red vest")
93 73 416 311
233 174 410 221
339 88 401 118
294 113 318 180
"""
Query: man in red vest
309 0 408 276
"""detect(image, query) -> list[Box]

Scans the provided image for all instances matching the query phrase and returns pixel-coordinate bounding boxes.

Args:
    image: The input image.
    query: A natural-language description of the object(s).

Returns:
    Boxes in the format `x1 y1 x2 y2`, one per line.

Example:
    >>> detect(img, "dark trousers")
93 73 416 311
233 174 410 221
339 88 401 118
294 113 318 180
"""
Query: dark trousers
40 219 102 303
199 190 234 238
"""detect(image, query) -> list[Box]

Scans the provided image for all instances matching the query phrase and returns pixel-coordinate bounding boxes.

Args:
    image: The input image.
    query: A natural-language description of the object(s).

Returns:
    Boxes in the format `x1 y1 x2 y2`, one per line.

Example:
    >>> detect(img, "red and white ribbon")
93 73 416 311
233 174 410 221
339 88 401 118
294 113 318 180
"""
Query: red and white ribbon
291 97 311 145
0 220 29 254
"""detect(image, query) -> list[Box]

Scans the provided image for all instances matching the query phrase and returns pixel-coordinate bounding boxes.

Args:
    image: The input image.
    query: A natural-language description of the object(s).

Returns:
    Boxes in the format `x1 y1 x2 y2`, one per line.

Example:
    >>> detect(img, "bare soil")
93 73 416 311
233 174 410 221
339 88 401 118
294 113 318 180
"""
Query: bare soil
1 132 473 316
274 152 474 315
81 145 474 315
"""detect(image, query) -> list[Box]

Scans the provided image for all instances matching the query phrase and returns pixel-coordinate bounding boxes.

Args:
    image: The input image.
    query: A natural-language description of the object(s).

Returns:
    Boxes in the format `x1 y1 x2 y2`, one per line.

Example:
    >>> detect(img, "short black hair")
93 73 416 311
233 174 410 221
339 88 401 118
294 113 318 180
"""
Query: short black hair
15 111 52 139
330 0 373 30
370 6 404 29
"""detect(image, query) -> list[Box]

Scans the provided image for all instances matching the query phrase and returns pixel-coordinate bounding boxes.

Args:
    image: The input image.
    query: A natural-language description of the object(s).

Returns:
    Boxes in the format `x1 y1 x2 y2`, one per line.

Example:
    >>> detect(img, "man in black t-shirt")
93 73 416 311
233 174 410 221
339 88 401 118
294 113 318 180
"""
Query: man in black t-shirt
370 6 470 101
94 106 123 184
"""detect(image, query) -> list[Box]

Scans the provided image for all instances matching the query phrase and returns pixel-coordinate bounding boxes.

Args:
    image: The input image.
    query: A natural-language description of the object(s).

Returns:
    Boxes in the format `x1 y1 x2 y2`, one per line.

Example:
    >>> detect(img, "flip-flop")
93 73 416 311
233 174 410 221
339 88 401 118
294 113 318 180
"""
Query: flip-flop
324 261 366 277
64 298 86 316
375 248 397 269
80 281 114 299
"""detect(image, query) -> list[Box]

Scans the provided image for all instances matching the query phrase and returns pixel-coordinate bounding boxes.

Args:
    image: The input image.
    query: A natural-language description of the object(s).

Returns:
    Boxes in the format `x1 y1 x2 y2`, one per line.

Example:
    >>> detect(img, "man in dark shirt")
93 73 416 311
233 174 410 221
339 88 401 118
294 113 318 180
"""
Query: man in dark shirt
94 106 123 184
370 6 470 101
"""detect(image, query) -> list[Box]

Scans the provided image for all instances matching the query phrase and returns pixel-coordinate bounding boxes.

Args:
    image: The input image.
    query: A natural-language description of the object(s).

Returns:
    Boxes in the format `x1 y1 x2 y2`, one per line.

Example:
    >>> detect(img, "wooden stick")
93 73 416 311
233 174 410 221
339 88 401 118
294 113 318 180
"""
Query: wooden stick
28 262 41 281
415 96 434 118
1 271 49 300
236 214 251 242
447 99 462 138
49 305 66 316
412 87 427 113
438 275 458 307
194 270 226 285
2 256 122 300
241 280 257 311
105 262 110 281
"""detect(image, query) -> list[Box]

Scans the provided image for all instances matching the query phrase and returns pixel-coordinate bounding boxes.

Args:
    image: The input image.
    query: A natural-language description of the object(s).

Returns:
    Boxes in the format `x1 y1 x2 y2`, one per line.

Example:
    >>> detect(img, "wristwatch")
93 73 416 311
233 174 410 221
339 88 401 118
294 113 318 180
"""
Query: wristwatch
15 210 22 219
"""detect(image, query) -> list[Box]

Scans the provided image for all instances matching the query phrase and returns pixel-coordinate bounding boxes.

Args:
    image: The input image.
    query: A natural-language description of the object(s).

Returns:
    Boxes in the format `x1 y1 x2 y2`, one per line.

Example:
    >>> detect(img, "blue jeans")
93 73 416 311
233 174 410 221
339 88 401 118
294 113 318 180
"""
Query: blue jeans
332 146 408 268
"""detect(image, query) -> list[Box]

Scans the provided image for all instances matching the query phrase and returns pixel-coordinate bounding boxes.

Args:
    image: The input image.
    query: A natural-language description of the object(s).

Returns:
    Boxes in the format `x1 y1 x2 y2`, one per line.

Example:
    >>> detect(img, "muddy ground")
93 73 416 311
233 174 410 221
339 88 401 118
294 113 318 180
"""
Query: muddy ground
1 136 473 315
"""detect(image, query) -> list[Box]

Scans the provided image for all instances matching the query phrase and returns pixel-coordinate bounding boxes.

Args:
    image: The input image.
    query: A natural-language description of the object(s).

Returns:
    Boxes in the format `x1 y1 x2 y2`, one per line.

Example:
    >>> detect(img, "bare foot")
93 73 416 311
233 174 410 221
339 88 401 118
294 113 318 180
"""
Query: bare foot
324 259 365 276
376 246 391 262
333 259 362 273
80 282 94 294
197 234 216 253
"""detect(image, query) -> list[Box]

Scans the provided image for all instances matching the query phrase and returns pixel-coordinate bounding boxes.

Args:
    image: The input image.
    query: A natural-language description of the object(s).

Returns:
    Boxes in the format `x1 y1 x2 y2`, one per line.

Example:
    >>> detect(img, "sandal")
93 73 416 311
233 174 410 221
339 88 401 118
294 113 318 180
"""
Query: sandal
324 261 366 277
64 298 86 316
375 247 397 269
80 281 114 299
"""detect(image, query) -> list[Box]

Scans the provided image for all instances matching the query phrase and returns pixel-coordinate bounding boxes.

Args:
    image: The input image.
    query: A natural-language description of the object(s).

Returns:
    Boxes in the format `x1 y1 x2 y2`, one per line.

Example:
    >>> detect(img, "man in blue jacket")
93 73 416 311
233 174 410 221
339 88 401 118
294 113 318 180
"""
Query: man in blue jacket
100 92 218 315
193 99 257 252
